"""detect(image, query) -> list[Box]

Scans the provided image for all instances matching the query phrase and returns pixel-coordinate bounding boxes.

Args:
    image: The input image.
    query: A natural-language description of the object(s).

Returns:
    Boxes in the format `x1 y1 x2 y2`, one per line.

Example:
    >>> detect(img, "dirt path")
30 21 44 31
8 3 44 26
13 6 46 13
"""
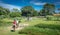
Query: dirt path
7 23 29 31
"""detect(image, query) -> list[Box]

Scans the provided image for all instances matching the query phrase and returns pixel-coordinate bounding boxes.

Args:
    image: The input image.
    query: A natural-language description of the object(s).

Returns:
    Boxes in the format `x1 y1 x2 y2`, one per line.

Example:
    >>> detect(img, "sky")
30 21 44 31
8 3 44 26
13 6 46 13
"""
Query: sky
0 0 60 12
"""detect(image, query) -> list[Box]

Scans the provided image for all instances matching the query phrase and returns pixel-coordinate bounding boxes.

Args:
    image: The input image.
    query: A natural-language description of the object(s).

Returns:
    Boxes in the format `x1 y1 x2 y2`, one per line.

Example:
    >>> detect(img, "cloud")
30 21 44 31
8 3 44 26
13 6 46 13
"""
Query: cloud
0 2 21 10
33 2 46 5
30 1 46 5
54 1 60 5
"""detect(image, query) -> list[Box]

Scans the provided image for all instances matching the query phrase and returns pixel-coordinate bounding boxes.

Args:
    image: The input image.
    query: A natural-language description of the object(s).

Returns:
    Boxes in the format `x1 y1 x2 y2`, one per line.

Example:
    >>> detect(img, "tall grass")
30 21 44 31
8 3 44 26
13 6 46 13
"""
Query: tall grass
35 23 60 30
19 26 60 35
46 15 60 21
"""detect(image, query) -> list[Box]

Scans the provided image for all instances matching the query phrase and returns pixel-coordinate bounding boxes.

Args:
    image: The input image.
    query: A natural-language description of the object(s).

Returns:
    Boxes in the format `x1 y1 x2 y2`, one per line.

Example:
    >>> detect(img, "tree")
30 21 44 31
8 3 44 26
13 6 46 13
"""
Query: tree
12 8 20 12
33 11 38 16
9 8 21 17
43 3 55 15
9 12 21 17
0 6 10 15
0 6 10 18
39 9 46 16
21 6 35 21
21 6 35 17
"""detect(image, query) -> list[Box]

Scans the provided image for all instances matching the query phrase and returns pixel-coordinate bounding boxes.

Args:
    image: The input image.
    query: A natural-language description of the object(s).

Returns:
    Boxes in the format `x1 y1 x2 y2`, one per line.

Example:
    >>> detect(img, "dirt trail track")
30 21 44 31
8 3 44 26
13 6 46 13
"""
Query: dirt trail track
7 23 29 31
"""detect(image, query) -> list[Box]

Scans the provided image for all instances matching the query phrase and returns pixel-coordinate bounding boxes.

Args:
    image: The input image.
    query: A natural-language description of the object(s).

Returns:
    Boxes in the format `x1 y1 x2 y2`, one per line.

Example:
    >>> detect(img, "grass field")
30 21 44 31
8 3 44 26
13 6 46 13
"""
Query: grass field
0 17 60 35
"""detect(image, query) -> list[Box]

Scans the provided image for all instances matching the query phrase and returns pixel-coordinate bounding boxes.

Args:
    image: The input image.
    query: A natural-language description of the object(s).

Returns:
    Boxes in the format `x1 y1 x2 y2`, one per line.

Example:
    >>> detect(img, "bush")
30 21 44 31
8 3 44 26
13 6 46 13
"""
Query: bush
9 12 21 18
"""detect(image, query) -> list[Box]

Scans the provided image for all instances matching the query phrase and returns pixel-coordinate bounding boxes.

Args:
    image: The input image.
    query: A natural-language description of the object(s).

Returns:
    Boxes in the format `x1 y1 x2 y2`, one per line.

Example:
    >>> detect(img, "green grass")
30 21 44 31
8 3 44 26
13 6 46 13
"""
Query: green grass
0 17 27 35
19 17 60 35
26 17 60 26
46 15 60 21
0 17 60 35
19 26 60 35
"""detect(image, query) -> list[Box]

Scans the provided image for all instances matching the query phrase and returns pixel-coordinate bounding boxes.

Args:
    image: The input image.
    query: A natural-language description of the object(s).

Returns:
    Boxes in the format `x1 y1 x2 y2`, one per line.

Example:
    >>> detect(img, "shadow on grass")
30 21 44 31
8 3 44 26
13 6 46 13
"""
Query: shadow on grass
18 26 60 35
35 23 60 30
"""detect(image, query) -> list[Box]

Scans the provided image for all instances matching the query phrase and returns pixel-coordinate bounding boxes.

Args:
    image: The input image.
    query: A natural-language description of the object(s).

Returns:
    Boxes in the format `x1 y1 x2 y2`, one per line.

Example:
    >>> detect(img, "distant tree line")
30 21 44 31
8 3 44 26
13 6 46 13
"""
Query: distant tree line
0 3 59 18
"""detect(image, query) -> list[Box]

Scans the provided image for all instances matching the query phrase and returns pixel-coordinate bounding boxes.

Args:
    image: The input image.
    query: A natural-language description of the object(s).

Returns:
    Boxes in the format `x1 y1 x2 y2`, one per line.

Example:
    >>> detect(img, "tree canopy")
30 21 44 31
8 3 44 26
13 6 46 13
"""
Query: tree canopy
9 8 21 17
43 3 55 15
21 6 35 17
0 6 10 15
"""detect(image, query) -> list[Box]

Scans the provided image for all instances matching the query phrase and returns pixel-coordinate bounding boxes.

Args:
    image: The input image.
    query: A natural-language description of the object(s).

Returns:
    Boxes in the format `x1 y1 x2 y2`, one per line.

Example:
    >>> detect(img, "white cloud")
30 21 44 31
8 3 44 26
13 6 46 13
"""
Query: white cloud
0 2 21 10
55 2 60 5
33 2 46 5
30 1 46 5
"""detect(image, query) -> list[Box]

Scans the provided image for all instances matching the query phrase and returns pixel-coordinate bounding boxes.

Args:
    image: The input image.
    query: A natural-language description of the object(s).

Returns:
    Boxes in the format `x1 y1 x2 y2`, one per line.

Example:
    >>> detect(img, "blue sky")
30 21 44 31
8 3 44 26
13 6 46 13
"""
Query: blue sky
0 0 60 12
